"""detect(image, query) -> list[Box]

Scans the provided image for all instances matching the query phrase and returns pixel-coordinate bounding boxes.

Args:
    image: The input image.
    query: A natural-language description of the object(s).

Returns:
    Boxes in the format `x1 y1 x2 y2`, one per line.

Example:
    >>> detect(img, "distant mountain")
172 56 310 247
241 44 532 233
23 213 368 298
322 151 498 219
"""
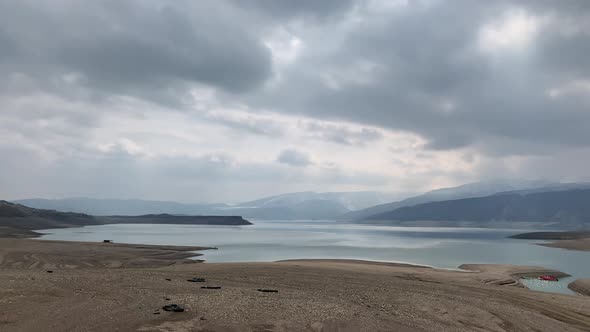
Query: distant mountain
238 191 391 211
220 198 351 220
363 188 590 228
15 191 395 220
339 180 560 221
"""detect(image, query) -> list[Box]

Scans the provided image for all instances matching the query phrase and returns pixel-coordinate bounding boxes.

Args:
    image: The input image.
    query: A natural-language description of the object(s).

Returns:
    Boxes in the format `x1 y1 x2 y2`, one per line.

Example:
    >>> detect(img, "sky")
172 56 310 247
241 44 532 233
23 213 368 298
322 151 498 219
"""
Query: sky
1 0 590 203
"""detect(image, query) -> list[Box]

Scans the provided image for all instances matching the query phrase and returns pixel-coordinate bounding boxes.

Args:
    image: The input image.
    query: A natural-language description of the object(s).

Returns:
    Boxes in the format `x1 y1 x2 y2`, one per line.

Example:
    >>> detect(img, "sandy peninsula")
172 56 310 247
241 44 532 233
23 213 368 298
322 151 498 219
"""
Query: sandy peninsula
569 279 590 296
1 238 590 331
511 231 590 251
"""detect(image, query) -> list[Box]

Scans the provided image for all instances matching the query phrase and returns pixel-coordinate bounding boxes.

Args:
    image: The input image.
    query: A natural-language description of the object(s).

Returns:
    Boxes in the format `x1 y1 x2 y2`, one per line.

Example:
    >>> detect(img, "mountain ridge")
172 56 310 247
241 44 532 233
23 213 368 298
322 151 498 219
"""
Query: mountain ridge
362 188 590 229
338 180 563 221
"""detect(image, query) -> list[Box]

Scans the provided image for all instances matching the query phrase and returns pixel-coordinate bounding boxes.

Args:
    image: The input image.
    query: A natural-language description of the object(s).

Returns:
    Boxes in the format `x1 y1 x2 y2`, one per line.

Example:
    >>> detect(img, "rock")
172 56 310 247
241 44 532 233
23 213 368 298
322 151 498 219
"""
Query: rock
165 278 171 281
257 289 278 293
187 277 206 283
46 270 53 273
162 304 185 312
201 286 221 289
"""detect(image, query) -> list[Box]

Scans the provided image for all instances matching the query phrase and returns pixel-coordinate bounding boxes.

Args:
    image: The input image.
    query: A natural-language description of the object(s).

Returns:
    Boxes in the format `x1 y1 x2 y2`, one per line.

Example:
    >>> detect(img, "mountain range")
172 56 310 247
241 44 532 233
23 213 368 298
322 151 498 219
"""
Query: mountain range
337 180 560 220
15 191 398 220
12 180 590 227
363 188 590 229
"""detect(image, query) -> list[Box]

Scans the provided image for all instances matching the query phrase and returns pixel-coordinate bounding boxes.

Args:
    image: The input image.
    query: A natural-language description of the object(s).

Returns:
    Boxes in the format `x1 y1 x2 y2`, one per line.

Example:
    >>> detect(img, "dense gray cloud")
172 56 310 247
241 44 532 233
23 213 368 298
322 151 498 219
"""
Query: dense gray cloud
248 0 590 154
0 0 271 103
276 149 313 167
230 0 356 21
1 0 590 201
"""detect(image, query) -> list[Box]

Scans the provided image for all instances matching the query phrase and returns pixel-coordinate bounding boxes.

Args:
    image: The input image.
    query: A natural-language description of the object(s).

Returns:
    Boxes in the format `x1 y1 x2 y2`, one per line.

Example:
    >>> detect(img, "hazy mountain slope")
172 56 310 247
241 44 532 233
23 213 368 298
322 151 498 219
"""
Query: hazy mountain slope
238 191 390 211
364 189 590 227
339 180 558 221
216 199 350 220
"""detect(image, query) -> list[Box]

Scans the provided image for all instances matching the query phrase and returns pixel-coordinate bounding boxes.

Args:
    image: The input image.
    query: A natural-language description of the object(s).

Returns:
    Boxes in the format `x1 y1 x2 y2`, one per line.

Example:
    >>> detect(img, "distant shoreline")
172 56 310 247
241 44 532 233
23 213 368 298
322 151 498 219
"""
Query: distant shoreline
510 231 590 251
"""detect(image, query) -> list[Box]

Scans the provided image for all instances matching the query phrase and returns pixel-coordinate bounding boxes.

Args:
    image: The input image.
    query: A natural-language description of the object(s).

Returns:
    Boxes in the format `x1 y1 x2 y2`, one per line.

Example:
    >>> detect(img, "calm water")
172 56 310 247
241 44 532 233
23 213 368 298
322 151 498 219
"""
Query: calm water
37 220 590 294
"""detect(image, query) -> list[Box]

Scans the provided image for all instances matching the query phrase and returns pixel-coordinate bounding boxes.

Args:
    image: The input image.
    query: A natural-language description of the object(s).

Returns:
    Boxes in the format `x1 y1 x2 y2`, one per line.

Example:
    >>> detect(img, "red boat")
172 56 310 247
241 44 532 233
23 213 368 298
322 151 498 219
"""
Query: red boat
538 275 558 281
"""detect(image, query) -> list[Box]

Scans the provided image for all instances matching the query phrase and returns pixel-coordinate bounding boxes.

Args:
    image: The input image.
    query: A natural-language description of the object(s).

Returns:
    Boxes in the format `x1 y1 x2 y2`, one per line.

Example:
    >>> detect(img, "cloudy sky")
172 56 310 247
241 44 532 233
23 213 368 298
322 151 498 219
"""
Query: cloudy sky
1 0 589 202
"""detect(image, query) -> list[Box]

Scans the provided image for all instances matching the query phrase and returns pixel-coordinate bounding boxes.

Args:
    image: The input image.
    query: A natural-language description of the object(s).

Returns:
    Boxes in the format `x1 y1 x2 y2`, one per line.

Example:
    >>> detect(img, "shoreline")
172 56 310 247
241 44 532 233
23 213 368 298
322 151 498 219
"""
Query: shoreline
510 230 590 251
0 238 213 269
1 237 590 331
29 228 583 288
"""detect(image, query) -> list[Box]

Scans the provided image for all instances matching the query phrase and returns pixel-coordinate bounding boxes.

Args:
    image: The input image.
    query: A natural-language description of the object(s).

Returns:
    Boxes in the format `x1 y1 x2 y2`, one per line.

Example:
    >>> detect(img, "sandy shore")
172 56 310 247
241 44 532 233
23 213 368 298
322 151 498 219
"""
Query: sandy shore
569 279 590 296
0 238 210 269
540 238 590 251
511 231 590 251
1 239 590 331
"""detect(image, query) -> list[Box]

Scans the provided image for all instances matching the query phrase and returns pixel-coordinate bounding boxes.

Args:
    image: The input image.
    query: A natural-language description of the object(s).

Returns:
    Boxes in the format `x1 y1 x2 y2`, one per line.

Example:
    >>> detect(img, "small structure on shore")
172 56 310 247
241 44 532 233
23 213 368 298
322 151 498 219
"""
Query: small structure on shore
103 240 113 243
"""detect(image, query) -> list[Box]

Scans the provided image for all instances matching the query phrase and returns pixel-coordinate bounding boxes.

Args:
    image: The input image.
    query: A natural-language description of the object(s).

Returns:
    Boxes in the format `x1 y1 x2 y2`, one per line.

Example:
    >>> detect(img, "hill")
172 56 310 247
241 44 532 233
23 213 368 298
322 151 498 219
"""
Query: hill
363 188 590 228
0 200 99 229
339 180 559 220
0 201 251 238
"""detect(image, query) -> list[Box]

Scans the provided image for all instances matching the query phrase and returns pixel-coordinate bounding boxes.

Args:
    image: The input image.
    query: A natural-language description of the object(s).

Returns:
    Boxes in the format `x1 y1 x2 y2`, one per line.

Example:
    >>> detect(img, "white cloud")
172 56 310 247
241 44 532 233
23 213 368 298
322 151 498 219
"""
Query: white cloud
264 27 304 66
547 79 590 98
478 9 541 53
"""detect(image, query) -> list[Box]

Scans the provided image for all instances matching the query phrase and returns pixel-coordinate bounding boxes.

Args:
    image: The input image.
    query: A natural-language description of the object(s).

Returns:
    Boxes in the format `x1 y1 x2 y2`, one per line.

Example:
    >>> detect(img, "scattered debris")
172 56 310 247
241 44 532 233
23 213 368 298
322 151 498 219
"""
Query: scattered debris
257 289 278 293
162 304 185 312
187 277 206 283
201 286 221 289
